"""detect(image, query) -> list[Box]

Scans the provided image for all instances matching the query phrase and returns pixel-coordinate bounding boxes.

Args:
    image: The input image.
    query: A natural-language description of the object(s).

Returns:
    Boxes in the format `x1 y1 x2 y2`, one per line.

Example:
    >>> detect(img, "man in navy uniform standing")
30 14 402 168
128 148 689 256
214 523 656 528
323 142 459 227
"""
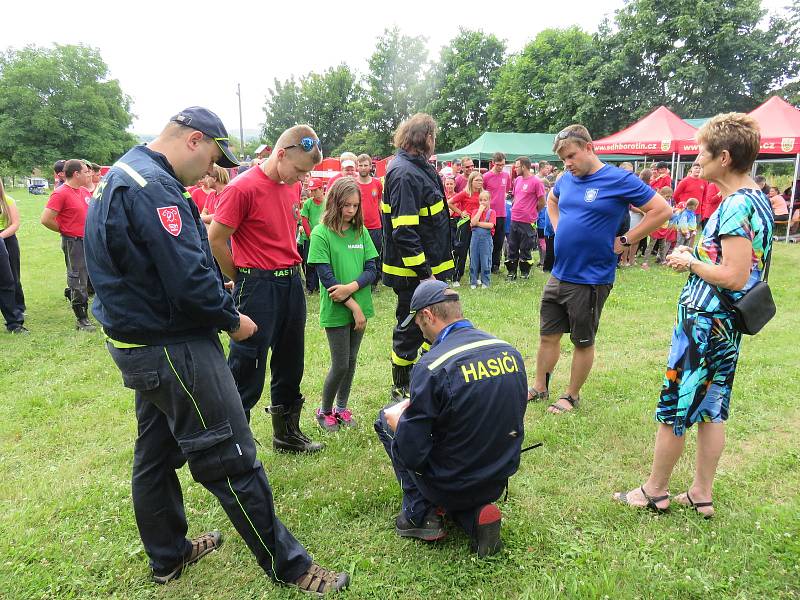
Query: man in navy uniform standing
375 280 528 556
84 107 348 595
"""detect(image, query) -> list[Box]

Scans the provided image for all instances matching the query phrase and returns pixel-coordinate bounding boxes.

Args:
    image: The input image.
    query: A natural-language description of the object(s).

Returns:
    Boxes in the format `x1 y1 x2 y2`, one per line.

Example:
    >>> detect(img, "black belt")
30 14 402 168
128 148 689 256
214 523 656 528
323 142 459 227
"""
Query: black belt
237 266 300 279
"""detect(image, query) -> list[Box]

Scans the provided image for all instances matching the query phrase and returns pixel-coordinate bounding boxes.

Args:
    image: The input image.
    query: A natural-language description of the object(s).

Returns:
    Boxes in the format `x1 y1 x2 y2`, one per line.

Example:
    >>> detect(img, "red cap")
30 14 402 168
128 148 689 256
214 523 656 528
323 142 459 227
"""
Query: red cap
307 178 323 190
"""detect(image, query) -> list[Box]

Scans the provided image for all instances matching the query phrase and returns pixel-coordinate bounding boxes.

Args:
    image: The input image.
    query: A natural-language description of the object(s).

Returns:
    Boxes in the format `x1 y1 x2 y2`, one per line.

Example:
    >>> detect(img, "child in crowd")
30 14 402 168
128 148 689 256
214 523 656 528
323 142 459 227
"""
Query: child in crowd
674 197 699 247
299 178 326 294
641 186 675 269
469 190 496 289
307 178 378 432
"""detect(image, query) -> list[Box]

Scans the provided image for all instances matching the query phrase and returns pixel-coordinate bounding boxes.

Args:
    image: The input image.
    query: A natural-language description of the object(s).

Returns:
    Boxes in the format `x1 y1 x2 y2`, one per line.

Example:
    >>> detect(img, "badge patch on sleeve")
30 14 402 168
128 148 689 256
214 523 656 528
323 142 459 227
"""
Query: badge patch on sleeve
157 206 182 236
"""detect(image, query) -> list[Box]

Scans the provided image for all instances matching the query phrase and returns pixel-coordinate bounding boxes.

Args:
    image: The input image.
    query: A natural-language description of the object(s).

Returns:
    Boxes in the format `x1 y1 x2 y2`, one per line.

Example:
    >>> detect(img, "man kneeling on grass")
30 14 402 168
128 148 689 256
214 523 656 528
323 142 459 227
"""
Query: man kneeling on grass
374 280 528 556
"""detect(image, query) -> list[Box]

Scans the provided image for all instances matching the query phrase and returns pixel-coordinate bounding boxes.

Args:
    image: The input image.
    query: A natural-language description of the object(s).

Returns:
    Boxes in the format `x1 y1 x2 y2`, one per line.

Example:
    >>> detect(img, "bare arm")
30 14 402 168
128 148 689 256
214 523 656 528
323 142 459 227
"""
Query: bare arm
546 190 559 231
667 235 754 290
625 193 672 243
0 202 20 238
208 220 237 280
40 208 61 233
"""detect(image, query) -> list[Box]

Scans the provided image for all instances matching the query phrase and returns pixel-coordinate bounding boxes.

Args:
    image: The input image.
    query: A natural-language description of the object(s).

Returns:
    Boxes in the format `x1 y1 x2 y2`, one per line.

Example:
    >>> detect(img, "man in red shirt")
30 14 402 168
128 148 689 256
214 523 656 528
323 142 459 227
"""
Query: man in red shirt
210 125 323 453
649 162 673 190
454 156 474 193
325 152 358 192
41 159 96 331
481 152 512 272
356 153 383 289
673 163 706 214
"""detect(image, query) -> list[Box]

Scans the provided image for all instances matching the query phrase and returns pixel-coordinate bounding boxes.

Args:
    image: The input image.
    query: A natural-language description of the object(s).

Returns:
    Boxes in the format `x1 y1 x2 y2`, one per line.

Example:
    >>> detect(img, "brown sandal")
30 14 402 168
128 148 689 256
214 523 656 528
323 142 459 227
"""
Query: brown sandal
292 562 350 596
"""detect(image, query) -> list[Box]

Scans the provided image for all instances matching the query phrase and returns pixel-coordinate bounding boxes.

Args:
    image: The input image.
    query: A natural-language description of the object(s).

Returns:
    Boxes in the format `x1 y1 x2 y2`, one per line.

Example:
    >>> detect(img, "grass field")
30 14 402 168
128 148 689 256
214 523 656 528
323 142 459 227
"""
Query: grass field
1 189 798 599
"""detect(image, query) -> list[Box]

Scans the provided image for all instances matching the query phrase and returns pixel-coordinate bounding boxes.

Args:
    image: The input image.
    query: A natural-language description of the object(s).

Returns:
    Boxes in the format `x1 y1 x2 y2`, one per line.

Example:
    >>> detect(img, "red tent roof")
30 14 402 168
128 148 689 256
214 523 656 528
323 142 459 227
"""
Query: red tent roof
593 106 699 155
748 96 800 154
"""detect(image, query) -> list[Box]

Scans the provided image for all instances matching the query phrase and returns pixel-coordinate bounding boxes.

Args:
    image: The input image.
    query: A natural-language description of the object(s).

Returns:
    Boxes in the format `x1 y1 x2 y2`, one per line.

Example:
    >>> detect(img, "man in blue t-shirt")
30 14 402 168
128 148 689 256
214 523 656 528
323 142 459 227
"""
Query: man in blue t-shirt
528 124 672 414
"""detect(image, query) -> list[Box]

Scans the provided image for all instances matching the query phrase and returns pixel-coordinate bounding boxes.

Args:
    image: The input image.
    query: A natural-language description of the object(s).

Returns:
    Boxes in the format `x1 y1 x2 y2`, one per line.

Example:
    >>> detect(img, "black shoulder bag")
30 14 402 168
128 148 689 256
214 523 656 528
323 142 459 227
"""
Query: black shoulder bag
709 249 776 335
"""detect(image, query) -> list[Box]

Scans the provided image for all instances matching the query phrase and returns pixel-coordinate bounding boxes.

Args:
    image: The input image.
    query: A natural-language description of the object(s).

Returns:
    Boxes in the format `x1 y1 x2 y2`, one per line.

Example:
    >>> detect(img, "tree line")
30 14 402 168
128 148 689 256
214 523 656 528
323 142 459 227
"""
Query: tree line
262 0 800 158
0 0 798 176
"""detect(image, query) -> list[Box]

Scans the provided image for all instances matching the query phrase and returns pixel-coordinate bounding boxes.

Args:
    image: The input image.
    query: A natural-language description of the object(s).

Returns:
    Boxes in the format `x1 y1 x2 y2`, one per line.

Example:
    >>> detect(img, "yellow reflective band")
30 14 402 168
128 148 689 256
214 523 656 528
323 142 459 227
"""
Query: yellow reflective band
392 351 418 366
402 252 426 266
427 339 511 371
115 161 148 188
431 259 455 275
420 341 431 352
392 215 419 227
183 191 192 199
381 202 391 213
419 201 445 217
104 334 147 349
382 263 417 277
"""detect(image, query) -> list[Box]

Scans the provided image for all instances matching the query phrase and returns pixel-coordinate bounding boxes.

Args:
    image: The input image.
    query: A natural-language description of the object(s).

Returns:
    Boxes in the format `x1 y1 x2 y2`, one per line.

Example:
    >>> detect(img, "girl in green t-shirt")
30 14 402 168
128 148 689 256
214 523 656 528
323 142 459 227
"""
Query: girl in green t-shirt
307 178 379 432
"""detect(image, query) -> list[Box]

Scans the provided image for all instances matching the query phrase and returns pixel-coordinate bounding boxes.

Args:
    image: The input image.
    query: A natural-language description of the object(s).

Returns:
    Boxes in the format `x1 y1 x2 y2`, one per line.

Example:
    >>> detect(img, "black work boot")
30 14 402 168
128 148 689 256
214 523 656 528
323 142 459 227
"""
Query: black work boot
267 404 323 453
391 364 411 402
73 304 96 332
471 504 503 557
504 260 518 281
520 261 532 279
395 508 446 541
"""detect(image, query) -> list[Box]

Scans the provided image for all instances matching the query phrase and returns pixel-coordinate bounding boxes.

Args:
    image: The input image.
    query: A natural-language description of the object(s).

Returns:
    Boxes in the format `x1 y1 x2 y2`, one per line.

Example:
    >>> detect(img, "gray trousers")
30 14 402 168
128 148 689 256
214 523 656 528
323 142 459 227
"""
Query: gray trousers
61 235 89 307
321 324 365 411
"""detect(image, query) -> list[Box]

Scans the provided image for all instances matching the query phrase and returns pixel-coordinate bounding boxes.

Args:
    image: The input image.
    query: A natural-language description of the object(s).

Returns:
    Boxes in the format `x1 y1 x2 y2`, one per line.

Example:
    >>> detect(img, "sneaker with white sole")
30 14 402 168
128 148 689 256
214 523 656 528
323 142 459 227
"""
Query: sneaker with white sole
451 281 461 288
315 409 340 432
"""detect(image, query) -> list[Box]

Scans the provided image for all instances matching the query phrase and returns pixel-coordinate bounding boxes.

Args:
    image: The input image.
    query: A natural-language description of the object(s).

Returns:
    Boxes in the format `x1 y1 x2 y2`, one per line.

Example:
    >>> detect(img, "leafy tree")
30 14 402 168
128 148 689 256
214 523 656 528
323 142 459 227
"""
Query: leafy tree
261 65 361 156
596 0 800 132
487 27 603 134
427 29 506 151
0 44 136 175
362 28 430 156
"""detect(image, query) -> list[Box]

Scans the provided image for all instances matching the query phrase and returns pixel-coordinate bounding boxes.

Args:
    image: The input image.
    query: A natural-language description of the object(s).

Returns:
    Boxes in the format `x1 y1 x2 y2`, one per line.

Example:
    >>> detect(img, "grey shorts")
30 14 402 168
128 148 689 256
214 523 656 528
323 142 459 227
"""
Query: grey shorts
539 276 612 347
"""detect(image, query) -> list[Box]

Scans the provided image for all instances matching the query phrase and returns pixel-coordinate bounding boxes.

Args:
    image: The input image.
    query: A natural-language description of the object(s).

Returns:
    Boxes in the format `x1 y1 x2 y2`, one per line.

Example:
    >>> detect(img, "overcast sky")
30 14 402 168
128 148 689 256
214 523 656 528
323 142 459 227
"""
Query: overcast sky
3 0 791 136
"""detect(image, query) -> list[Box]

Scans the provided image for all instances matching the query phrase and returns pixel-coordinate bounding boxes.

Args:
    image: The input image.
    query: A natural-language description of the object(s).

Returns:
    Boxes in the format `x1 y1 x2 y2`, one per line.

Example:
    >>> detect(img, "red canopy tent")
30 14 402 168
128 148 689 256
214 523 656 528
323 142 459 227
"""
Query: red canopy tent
593 106 699 156
746 96 800 239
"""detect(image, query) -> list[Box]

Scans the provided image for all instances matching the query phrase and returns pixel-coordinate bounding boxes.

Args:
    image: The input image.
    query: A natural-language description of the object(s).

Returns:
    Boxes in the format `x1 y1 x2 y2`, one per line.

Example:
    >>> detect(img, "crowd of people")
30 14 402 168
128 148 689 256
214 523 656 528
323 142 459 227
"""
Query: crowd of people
0 106 779 596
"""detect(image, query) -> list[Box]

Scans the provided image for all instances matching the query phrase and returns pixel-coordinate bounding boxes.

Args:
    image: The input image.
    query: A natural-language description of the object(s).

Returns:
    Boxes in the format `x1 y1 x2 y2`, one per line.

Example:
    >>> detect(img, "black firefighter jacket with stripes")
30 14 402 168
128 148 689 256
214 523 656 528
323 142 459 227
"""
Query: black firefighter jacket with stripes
381 150 454 289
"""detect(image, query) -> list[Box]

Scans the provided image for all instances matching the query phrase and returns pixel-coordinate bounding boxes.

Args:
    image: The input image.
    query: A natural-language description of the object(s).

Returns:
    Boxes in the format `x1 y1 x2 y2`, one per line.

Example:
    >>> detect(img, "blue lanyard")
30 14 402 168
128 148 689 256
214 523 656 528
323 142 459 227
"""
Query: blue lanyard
436 319 473 345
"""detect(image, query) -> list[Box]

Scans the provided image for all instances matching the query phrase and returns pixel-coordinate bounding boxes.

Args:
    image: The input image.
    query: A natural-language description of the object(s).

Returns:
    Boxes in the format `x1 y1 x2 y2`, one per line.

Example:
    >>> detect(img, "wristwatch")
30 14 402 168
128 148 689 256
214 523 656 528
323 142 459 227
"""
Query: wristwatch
619 235 632 247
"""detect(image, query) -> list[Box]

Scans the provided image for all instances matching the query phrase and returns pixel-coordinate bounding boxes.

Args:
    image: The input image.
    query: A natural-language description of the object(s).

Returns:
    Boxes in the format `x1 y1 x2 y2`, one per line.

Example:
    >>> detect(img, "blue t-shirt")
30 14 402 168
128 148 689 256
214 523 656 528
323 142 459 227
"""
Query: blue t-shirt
552 165 655 285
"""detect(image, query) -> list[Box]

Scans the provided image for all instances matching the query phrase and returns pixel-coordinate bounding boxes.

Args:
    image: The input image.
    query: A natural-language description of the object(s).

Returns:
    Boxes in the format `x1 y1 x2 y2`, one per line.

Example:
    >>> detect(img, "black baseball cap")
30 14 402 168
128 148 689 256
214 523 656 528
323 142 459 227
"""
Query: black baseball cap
400 280 459 327
170 107 239 168
655 161 669 170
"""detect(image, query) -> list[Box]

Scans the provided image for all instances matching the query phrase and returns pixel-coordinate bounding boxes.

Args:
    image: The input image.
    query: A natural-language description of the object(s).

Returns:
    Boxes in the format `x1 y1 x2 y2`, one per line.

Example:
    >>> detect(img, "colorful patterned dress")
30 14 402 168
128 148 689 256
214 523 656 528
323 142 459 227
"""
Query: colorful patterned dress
656 188 773 436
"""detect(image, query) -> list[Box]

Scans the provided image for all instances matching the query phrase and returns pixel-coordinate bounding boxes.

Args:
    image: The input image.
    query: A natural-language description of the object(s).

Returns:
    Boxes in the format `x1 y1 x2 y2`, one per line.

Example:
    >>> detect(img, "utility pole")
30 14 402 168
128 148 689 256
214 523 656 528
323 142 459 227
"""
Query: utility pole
237 83 245 160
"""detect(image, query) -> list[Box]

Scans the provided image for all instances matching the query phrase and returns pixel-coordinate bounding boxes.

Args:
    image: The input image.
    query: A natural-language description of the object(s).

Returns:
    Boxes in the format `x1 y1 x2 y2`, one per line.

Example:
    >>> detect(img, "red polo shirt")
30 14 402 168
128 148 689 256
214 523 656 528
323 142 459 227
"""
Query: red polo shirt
45 184 90 237
357 177 383 230
213 166 302 270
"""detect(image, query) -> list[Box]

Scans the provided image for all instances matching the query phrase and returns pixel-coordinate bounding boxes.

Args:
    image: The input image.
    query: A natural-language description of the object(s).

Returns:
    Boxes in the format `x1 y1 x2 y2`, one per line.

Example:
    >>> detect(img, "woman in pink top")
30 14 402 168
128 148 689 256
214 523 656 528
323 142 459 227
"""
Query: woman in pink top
769 186 789 223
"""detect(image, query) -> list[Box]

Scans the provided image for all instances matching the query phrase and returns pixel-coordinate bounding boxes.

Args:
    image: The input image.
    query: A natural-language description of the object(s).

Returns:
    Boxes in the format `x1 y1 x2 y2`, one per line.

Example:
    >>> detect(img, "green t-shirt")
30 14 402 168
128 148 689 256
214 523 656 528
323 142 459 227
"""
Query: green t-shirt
307 223 379 328
0 196 15 231
299 197 326 242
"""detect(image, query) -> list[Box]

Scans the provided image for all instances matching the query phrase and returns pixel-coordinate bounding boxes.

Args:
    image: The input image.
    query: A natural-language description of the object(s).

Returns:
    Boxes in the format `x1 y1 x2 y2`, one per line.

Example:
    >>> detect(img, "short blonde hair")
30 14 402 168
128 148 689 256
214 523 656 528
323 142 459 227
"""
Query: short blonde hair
696 113 760 173
479 190 491 202
276 124 322 165
213 165 229 185
552 124 592 153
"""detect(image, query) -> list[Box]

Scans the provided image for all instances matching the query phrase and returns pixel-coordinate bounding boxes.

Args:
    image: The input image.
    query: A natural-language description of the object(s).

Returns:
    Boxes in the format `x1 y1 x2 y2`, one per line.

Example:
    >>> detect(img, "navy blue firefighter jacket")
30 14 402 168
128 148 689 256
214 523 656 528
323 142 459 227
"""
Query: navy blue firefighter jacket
84 145 239 345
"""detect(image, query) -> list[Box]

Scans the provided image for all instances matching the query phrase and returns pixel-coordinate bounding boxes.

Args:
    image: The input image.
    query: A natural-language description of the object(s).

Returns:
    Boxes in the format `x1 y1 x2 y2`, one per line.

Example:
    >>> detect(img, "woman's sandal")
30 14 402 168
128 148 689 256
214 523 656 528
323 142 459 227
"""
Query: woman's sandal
674 491 714 519
613 486 670 514
548 394 579 414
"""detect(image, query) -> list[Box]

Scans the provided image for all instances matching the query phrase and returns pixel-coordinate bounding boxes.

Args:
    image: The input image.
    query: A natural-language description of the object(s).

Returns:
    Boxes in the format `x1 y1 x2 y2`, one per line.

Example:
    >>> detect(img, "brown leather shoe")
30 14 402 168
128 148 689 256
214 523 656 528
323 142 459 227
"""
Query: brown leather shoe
151 530 222 584
291 562 350 595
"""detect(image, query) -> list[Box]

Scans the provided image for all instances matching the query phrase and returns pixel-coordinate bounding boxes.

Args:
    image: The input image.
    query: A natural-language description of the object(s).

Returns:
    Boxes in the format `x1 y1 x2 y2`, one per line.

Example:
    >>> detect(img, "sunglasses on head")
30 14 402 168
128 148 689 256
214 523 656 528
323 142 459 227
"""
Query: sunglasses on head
554 129 589 144
284 137 322 153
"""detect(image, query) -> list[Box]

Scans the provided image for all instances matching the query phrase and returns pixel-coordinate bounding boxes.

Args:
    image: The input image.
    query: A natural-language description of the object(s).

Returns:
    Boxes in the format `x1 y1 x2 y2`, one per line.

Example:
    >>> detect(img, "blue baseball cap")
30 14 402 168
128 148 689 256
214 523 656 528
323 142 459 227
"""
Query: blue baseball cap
170 107 239 169
400 280 459 327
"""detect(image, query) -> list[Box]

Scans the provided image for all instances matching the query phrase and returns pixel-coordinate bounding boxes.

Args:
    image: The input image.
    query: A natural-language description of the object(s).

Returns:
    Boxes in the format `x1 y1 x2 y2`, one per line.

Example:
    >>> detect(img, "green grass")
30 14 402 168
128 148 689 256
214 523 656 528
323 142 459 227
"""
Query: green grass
1 188 799 599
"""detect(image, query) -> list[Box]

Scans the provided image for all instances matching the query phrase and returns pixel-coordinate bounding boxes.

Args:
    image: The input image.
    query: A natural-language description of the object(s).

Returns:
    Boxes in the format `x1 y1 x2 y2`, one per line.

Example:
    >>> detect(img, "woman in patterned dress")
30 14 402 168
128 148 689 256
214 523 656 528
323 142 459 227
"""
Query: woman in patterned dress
613 113 774 518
